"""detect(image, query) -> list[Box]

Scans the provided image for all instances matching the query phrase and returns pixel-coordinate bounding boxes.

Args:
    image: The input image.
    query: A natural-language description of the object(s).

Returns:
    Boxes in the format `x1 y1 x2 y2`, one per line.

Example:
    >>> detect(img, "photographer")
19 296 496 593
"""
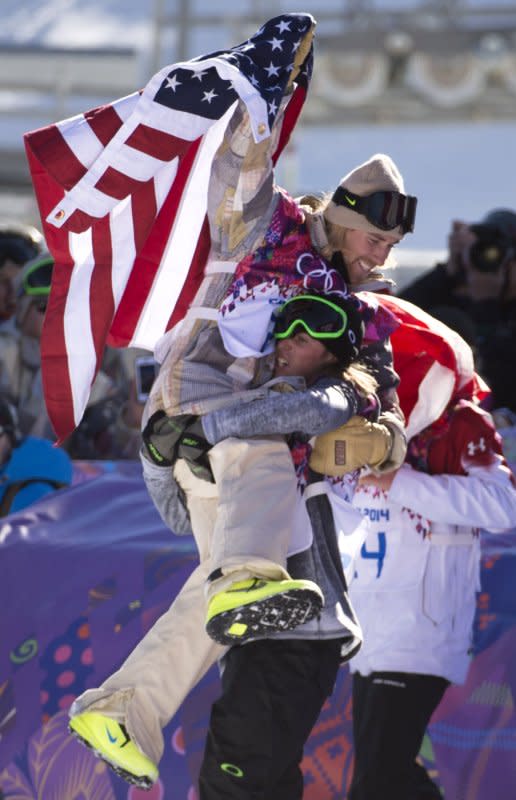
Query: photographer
401 209 516 412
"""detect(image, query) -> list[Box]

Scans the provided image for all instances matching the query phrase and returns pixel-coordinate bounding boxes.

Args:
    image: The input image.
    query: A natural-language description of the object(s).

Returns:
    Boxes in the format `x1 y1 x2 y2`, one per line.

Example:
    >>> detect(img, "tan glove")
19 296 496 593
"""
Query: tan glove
373 413 407 473
309 415 393 476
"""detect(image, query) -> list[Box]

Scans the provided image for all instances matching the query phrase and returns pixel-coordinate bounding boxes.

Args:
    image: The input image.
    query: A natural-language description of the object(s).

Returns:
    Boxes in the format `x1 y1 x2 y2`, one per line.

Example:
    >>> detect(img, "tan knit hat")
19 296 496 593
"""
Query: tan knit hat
324 153 408 236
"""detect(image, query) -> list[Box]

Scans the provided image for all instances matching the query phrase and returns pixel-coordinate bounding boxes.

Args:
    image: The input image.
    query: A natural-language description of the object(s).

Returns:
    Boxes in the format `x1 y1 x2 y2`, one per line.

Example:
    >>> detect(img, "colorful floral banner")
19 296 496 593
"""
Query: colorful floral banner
1 463 515 798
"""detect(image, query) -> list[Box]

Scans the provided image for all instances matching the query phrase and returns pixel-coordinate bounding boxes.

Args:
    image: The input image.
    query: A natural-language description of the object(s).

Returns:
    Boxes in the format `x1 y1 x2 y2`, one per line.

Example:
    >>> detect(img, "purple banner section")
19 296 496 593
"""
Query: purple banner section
0 462 515 799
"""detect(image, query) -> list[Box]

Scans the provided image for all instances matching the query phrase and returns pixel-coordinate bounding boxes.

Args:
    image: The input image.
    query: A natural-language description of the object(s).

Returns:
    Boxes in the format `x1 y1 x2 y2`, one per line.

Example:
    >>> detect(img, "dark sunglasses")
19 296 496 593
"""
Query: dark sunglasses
274 294 348 341
22 257 53 297
332 186 417 234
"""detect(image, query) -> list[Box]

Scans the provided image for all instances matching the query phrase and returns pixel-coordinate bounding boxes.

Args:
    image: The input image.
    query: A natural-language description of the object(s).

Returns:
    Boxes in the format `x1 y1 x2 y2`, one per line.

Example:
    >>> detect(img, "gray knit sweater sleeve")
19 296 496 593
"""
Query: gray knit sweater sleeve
201 377 359 444
141 454 193 536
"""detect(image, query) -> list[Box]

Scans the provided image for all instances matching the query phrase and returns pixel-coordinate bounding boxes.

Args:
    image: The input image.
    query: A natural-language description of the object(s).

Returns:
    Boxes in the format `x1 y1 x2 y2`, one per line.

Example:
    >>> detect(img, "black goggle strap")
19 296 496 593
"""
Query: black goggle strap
332 186 417 233
22 257 53 297
274 294 348 340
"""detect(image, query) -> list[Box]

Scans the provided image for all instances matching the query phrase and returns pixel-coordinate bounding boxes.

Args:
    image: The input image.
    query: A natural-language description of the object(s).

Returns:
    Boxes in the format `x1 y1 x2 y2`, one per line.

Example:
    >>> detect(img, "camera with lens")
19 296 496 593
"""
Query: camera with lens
468 224 513 274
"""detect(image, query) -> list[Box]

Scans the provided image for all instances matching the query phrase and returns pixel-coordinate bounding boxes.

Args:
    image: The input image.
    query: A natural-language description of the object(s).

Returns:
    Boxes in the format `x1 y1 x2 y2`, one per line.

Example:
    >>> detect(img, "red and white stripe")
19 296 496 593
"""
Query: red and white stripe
24 63 308 442
375 294 490 437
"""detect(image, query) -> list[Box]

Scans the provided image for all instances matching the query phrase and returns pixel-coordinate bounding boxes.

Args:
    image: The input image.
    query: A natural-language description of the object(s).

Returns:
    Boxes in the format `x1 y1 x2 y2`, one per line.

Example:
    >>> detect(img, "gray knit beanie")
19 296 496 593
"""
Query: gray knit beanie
324 153 406 236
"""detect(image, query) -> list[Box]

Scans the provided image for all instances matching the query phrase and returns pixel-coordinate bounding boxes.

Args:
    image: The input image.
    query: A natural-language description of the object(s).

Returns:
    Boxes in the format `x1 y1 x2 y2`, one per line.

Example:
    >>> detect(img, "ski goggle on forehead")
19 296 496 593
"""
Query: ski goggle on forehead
22 257 53 297
274 294 348 341
332 186 417 234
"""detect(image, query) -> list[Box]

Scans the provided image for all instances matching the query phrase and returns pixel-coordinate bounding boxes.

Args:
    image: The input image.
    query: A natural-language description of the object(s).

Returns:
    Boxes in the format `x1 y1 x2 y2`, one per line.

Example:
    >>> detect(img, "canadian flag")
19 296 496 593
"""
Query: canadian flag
365 293 490 437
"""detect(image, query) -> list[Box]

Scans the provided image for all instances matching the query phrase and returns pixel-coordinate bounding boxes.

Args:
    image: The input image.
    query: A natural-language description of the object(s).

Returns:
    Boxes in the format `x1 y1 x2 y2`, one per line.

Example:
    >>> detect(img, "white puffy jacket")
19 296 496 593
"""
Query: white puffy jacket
348 458 516 684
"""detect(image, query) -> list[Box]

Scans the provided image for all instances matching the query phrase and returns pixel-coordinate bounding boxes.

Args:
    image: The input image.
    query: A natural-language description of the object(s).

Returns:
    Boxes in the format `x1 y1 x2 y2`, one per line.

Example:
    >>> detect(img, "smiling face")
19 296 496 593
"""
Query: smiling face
338 227 402 286
274 331 338 384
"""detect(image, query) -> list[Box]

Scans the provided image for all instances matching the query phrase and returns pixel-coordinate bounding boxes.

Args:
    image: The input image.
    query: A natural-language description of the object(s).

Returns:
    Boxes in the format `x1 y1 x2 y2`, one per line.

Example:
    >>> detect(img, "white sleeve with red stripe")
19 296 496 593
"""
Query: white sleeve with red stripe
389 461 516 532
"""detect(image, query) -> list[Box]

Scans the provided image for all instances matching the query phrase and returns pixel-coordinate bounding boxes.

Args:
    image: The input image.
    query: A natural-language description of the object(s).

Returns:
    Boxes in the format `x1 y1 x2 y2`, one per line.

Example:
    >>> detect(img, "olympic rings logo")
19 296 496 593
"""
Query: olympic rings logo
295 252 348 298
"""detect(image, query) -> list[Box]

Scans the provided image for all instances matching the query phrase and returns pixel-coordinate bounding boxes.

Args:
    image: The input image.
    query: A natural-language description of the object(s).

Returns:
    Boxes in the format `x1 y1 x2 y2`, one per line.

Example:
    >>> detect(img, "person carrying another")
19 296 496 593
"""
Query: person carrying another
67 133 417 787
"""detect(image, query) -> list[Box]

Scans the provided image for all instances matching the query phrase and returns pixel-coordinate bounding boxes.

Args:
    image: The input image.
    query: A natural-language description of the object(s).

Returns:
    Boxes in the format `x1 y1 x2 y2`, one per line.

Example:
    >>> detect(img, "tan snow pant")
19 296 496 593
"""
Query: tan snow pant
70 436 302 764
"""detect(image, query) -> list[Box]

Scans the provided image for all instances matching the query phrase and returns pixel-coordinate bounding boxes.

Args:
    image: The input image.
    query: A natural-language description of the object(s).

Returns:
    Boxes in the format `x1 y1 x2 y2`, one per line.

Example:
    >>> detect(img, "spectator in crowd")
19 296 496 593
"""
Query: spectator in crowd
65 347 153 461
0 222 43 327
0 251 138 456
400 209 516 412
111 349 156 459
0 251 55 437
0 396 72 516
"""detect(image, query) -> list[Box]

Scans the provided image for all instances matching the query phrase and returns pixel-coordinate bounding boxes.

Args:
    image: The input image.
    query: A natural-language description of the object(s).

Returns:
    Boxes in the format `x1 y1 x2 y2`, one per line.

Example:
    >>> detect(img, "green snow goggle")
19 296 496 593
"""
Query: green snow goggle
274 294 349 341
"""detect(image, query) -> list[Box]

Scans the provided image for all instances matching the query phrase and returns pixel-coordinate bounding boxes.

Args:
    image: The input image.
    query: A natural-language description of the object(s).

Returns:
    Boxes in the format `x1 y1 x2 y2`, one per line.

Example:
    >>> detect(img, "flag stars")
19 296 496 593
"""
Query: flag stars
202 89 218 104
265 62 280 77
268 37 284 51
268 99 278 116
276 20 292 33
164 74 181 91
191 70 208 82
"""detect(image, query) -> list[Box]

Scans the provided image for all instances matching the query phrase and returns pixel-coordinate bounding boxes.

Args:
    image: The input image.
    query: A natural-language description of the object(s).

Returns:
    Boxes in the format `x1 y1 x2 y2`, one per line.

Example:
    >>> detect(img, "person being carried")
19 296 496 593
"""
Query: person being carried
141 139 412 648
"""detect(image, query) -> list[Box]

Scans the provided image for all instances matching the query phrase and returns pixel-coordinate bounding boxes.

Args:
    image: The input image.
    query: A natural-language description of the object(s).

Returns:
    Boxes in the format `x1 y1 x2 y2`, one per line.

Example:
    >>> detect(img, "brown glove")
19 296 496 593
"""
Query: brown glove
309 415 393 476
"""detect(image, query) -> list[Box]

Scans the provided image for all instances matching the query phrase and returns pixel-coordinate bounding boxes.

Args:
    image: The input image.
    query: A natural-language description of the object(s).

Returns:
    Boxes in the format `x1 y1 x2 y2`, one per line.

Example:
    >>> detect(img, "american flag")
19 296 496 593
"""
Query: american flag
24 13 315 442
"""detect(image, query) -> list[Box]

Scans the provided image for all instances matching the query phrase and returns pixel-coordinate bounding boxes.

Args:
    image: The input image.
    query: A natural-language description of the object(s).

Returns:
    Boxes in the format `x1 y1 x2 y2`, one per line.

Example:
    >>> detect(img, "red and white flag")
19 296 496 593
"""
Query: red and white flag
24 13 315 441
373 294 490 436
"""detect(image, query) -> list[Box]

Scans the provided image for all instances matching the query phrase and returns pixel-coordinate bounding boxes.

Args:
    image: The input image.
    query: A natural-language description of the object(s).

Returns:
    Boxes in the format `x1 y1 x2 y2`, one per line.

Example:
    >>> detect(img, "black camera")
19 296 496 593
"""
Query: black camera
468 224 513 273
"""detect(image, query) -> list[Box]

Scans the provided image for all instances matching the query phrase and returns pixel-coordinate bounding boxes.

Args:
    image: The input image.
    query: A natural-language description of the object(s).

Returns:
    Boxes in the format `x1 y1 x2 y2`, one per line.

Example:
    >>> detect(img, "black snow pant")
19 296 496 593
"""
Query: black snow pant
348 670 450 800
198 637 343 800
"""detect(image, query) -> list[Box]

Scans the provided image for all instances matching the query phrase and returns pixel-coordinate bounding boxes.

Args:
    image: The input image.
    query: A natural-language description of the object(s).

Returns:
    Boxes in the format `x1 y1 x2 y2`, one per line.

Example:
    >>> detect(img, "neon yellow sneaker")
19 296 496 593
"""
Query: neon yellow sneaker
206 577 324 645
69 711 158 790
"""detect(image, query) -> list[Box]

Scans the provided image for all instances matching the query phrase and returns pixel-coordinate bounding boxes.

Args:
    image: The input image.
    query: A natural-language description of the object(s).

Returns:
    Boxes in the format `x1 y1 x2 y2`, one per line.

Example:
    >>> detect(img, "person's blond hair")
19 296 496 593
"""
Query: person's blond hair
299 192 349 261
342 362 378 400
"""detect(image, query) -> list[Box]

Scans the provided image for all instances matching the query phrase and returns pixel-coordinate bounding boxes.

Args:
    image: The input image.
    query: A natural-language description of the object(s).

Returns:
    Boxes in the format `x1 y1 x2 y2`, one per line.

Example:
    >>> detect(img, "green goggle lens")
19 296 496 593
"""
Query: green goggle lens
274 294 348 341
